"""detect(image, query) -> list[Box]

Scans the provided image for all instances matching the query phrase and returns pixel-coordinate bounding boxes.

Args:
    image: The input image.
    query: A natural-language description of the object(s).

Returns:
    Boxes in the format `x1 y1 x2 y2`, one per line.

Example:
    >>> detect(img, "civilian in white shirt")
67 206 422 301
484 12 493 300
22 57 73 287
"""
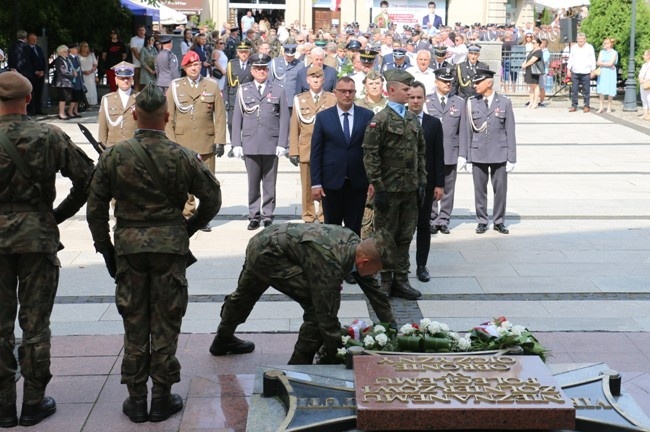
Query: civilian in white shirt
567 32 596 113
447 34 468 65
129 25 146 91
406 50 436 95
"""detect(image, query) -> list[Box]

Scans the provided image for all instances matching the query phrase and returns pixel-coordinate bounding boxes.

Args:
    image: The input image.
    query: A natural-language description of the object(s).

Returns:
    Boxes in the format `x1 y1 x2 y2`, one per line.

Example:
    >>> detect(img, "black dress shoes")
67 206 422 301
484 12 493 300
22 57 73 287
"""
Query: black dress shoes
493 223 510 234
209 335 256 356
344 273 357 284
0 403 17 428
19 396 56 427
149 394 183 422
200 224 212 232
247 220 260 230
476 223 488 234
122 396 148 423
416 265 430 282
437 225 450 234
429 224 439 234
263 220 272 227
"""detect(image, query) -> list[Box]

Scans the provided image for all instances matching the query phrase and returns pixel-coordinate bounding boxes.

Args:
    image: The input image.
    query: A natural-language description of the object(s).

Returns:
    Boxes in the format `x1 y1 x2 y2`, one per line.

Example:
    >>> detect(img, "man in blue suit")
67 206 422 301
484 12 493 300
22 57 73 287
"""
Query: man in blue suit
311 76 374 237
295 47 337 94
422 2 443 30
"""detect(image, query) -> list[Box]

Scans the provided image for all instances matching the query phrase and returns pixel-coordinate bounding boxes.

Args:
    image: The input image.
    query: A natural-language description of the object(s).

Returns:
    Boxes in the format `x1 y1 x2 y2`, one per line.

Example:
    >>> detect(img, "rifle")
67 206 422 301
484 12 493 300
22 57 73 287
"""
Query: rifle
77 123 106 155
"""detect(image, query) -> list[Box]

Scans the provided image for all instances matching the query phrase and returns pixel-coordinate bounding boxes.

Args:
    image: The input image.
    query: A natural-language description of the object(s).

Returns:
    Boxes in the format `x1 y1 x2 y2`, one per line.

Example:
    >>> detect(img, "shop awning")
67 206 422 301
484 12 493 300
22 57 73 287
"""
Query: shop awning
120 0 160 21
165 0 203 15
120 0 187 25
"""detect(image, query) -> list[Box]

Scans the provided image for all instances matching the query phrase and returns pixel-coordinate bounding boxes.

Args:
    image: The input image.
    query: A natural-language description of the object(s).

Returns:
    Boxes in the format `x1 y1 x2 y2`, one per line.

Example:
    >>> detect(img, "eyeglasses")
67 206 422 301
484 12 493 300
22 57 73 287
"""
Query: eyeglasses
296 40 305 43
334 89 356 94
218 42 225 45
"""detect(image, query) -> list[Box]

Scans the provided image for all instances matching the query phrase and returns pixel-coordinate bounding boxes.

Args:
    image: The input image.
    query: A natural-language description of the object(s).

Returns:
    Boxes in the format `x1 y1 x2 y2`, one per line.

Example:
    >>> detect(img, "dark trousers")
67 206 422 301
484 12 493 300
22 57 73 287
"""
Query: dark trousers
431 164 458 227
244 155 278 222
416 188 435 267
28 76 44 114
0 253 58 405
322 179 366 236
571 72 591 108
472 162 507 225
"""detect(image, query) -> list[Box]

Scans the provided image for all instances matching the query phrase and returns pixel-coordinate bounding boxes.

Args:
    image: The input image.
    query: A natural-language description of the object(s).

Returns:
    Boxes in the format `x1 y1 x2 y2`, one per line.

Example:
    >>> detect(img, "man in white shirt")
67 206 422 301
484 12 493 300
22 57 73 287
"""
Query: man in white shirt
406 50 436 95
447 34 468 65
241 10 255 33
567 32 596 113
129 25 146 91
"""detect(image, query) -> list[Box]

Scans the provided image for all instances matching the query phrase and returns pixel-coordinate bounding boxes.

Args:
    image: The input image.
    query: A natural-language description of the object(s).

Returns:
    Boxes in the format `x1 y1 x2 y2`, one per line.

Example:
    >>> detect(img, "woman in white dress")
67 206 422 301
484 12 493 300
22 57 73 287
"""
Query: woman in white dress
78 41 98 105
211 39 228 91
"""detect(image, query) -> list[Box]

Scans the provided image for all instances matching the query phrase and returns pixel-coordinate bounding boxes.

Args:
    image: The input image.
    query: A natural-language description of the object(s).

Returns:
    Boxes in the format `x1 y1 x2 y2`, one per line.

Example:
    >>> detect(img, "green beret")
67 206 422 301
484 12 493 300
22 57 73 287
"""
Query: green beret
383 69 414 86
135 82 166 112
0 71 32 100
363 69 383 83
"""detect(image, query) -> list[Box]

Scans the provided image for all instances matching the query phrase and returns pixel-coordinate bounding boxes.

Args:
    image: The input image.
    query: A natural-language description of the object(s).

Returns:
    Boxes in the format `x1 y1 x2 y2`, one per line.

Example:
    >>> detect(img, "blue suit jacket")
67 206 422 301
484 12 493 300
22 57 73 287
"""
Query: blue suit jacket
311 104 374 190
422 14 443 29
295 64 337 95
422 113 445 189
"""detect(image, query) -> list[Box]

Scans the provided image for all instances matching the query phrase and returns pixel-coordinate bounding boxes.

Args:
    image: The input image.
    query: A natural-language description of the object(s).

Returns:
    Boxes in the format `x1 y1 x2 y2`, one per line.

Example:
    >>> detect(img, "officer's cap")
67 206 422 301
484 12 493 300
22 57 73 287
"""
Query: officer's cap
314 39 327 47
359 49 379 64
406 39 416 46
250 53 272 67
346 40 361 51
472 68 496 83
112 61 135 77
181 50 200 66
135 82 166 112
434 66 455 82
383 68 414 86
0 71 32 101
402 24 410 30
412 29 421 36
236 40 252 51
159 36 172 45
363 69 383 83
283 44 297 55
352 21 360 28
230 25 239 33
392 48 407 59
369 23 377 29
306 66 324 77
433 46 447 57
68 42 79 50
467 43 482 53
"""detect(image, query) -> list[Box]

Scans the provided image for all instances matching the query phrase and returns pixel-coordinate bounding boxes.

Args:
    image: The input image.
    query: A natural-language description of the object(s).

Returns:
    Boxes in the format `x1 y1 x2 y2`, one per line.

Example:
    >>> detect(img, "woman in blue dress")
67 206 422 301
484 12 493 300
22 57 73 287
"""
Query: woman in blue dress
596 38 618 113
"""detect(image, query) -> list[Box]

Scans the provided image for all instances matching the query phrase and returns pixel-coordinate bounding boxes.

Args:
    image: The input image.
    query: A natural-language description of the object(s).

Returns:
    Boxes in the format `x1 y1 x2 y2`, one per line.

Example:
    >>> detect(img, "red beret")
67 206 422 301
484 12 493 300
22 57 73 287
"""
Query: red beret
181 51 200 66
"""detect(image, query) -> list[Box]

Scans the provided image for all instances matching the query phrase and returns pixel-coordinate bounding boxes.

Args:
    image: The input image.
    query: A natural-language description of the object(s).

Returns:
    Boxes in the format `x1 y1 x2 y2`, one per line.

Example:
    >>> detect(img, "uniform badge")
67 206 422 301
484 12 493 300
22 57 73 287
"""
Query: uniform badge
200 96 205 101
369 121 377 128
197 154 203 161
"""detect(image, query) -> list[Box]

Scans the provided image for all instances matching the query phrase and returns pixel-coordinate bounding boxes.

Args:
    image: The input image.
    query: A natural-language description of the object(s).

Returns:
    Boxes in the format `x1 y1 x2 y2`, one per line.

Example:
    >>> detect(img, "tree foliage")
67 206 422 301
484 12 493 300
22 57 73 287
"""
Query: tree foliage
579 0 650 79
540 8 553 26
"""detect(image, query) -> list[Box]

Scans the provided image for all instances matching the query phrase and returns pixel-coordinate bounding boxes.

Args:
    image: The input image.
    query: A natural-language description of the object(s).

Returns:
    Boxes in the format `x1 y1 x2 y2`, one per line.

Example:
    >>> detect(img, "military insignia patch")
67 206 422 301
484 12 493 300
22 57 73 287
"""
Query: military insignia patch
369 122 377 128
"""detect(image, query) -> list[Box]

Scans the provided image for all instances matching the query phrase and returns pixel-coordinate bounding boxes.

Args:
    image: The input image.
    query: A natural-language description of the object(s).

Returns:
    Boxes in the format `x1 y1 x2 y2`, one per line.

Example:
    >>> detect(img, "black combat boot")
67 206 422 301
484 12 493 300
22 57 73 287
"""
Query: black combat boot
122 396 148 423
209 335 255 356
391 278 422 300
0 403 17 428
380 272 393 296
149 394 183 422
18 396 56 426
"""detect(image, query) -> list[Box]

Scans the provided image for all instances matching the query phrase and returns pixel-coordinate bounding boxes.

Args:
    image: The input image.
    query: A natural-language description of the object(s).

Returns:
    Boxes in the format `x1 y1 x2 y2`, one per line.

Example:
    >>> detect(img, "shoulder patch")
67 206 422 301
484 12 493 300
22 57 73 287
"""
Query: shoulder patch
197 153 203 161
369 121 377 128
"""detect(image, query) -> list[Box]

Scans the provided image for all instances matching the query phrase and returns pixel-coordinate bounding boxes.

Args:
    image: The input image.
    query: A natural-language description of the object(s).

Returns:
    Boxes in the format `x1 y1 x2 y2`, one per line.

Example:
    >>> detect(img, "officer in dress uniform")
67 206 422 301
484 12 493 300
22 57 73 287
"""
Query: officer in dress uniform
98 61 138 146
459 68 516 235
154 37 180 94
225 41 253 143
430 46 450 70
289 66 336 223
381 48 411 73
231 53 290 230
452 43 489 99
224 26 240 61
425 67 465 234
165 51 226 230
268 44 305 115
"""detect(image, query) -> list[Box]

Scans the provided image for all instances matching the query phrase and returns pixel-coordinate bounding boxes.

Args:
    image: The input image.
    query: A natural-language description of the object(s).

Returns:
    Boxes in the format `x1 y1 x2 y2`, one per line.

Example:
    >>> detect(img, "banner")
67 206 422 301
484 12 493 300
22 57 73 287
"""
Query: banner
369 0 448 31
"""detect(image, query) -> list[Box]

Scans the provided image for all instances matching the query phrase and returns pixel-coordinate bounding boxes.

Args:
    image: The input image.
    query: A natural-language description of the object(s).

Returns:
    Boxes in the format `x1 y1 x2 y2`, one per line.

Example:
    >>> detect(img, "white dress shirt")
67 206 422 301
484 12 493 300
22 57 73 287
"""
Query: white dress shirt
406 66 436 95
567 43 596 74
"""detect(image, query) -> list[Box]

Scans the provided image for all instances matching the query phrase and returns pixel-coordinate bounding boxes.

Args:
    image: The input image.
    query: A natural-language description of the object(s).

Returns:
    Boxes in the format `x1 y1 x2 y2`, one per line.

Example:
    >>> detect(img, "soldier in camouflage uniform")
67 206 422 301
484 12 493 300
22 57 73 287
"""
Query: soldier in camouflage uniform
0 72 94 428
210 223 396 365
86 83 222 424
363 69 427 301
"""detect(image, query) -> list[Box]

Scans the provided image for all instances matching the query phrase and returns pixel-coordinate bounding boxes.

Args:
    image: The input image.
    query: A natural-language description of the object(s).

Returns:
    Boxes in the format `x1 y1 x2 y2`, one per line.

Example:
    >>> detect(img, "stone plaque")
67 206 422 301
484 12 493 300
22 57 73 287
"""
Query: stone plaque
354 355 576 431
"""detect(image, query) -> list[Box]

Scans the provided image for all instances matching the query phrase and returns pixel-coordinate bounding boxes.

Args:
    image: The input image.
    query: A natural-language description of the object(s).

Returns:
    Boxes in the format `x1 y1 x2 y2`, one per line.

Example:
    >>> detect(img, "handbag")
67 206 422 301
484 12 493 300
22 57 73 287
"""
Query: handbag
530 59 545 76
593 67 601 77
212 68 223 80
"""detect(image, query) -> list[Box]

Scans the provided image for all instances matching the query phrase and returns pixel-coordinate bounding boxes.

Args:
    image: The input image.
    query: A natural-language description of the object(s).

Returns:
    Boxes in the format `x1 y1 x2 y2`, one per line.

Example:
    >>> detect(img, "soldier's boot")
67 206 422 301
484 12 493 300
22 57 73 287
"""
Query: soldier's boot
149 394 183 422
18 396 56 427
288 351 315 365
380 272 394 296
390 276 422 301
209 335 255 356
0 403 17 428
122 396 148 423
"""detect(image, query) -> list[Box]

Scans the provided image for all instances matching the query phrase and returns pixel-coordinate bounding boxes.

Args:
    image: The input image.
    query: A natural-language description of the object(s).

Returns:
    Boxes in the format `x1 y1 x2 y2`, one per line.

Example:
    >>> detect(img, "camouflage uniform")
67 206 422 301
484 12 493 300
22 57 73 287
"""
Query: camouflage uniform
217 223 394 364
86 129 221 399
0 115 94 405
362 107 426 286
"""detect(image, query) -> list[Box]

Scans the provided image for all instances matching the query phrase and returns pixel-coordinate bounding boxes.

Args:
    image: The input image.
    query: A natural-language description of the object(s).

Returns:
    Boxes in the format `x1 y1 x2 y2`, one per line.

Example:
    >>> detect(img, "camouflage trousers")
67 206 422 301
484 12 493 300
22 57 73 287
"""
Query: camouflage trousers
115 253 188 399
218 233 342 364
0 253 59 405
374 190 418 279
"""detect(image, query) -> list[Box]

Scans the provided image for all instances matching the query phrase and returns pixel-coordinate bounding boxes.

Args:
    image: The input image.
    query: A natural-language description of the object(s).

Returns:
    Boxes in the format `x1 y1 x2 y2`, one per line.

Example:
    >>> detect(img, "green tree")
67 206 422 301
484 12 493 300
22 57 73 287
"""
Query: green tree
579 0 650 80
540 8 553 26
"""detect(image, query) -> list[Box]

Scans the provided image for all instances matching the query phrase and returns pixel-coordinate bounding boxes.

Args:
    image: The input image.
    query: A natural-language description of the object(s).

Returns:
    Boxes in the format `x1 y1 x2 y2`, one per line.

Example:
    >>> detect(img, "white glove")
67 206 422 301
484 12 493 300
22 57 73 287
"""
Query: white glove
506 162 516 172
233 146 244 159
275 146 287 158
457 156 467 171
466 163 473 174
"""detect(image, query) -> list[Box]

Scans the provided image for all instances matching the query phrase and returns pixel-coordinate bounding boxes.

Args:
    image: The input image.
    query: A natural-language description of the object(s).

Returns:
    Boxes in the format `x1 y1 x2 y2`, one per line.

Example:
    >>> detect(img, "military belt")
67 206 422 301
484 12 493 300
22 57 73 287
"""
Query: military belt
383 158 414 169
0 202 46 213
116 218 184 228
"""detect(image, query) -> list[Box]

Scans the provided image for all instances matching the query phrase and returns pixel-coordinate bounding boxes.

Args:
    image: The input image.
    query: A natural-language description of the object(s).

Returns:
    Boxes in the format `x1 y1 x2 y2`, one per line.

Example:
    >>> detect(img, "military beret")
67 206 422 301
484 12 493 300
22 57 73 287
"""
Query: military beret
159 36 172 44
307 66 324 77
383 68 413 86
346 40 361 51
112 61 135 77
283 44 297 55
363 69 383 83
467 43 482 53
250 53 272 67
433 46 447 57
392 48 407 59
472 68 496 83
135 82 166 112
0 71 32 100
181 50 200 66
359 49 379 64
434 66 455 82
237 40 252 51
